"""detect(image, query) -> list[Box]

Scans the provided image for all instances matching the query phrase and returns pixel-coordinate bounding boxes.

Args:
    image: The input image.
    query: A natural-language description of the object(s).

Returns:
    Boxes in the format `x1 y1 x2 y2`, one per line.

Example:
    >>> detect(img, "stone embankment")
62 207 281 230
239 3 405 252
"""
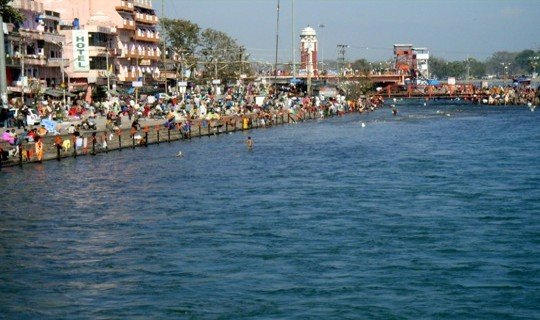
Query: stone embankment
0 110 330 169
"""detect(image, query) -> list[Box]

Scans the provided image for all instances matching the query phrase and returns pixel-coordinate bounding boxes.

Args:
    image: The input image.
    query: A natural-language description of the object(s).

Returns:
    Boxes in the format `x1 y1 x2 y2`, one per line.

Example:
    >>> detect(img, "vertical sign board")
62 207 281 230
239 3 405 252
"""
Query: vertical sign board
72 30 90 72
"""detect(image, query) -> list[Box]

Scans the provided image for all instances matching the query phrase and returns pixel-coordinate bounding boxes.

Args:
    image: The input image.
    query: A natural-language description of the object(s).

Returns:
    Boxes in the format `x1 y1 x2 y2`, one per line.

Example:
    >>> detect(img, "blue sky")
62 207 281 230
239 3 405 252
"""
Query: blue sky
153 0 540 63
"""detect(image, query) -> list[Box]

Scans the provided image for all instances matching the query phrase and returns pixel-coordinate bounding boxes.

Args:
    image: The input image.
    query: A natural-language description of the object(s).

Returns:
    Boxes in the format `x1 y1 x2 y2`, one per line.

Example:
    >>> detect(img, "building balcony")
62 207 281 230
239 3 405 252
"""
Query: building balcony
133 32 159 43
120 49 160 60
144 52 160 60
44 33 65 44
23 55 48 66
88 46 109 56
109 48 120 57
133 0 152 9
5 56 21 67
43 10 61 21
134 13 158 25
18 28 65 44
11 0 43 12
119 19 136 30
121 50 137 59
47 58 69 67
115 0 134 12
161 70 177 79
123 72 142 82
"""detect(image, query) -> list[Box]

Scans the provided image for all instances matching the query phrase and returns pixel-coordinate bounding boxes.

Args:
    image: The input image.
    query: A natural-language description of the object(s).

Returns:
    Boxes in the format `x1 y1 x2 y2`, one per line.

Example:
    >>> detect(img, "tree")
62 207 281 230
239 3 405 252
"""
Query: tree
159 19 252 83
350 58 371 75
430 56 451 79
514 49 538 74
159 18 201 80
468 58 486 79
341 80 374 100
485 51 518 76
199 28 249 82
430 56 469 79
0 0 24 23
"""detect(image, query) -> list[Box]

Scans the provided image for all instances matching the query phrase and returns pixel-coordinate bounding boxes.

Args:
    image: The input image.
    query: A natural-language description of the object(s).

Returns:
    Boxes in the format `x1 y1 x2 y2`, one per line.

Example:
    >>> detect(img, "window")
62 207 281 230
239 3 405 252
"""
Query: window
90 56 107 70
89 32 109 47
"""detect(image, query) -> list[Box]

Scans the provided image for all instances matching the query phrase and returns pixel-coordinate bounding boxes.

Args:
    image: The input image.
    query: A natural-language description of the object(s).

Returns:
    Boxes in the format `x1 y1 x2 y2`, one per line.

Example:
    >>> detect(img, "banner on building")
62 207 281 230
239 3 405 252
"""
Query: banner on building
72 30 90 72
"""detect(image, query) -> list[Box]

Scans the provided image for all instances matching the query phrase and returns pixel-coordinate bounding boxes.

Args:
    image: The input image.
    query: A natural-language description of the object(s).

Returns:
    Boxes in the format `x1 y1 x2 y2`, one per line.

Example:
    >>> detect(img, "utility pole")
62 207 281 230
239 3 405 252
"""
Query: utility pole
337 44 348 84
106 39 110 95
466 55 470 83
0 15 8 107
20 36 25 103
61 43 66 105
162 0 167 95
180 51 185 82
214 55 218 80
318 23 325 74
291 0 295 79
501 62 511 80
530 56 539 78
274 0 280 95
54 40 69 106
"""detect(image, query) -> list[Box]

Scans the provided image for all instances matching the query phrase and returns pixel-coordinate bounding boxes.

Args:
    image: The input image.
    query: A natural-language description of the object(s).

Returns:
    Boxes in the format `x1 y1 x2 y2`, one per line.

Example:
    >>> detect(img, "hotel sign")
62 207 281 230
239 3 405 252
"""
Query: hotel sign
72 30 90 72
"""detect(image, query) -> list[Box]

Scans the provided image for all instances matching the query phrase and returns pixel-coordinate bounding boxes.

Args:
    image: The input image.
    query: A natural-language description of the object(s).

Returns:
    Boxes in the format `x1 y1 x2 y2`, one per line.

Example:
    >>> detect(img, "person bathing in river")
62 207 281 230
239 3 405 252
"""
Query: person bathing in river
246 136 253 150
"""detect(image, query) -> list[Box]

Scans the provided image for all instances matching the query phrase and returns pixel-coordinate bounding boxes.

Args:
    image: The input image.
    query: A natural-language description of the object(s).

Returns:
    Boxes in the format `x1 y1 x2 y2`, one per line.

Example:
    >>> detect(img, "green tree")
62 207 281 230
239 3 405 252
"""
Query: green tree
514 49 539 74
160 18 201 79
341 80 374 100
468 58 486 79
0 0 24 23
350 58 371 75
199 28 249 82
430 56 469 79
485 51 518 77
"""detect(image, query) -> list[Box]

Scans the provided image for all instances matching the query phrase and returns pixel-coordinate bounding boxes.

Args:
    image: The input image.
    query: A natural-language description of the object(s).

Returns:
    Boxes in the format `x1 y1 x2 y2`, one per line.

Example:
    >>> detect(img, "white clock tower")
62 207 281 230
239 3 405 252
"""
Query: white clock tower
300 26 318 77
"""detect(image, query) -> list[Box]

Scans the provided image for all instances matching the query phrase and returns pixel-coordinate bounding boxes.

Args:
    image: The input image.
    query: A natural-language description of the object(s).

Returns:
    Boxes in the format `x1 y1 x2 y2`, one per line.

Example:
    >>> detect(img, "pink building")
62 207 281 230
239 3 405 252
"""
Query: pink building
5 0 65 95
38 0 161 89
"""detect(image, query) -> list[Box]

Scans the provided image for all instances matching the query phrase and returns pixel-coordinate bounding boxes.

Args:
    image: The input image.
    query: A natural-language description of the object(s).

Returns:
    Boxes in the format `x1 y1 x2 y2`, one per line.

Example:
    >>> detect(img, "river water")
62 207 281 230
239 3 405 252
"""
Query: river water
1 100 539 319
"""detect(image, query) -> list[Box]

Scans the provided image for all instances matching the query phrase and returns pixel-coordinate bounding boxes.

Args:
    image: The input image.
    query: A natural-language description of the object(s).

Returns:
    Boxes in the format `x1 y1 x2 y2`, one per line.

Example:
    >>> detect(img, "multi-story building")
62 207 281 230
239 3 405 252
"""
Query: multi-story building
5 0 65 96
38 0 161 90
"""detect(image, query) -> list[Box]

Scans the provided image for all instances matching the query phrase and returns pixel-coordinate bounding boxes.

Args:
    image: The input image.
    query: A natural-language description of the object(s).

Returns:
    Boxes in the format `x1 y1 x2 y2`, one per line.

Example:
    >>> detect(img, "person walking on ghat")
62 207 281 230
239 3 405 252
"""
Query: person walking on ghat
246 136 253 150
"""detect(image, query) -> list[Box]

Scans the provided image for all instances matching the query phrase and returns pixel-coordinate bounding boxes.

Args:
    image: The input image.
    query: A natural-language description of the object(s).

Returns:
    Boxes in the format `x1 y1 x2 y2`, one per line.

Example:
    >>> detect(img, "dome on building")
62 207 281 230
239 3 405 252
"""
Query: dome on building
300 26 316 37
88 11 114 27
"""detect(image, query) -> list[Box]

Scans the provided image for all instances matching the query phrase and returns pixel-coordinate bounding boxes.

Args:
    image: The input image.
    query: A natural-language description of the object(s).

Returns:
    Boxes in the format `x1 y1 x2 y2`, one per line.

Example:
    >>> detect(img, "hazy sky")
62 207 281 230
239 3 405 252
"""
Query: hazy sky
153 0 540 63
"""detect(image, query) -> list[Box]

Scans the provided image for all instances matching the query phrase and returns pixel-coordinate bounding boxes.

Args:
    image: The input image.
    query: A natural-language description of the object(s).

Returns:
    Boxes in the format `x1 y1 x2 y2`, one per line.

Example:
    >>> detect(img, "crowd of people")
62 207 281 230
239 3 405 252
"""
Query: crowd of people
476 85 539 106
1 79 537 165
424 82 540 106
0 82 387 164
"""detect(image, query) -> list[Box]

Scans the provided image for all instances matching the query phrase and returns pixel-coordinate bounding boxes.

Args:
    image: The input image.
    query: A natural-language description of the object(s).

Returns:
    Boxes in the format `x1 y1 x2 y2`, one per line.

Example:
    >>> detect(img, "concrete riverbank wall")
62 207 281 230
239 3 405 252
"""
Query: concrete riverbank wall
0 110 327 169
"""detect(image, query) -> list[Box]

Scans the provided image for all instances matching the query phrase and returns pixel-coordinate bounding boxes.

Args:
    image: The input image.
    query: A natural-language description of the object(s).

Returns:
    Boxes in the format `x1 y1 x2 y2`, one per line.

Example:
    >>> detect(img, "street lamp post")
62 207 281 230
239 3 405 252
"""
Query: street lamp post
318 24 325 75
0 15 8 107
19 36 26 103
61 54 66 105
530 56 539 78
106 40 111 96
336 44 348 84
465 56 471 83
501 62 511 80
55 41 68 106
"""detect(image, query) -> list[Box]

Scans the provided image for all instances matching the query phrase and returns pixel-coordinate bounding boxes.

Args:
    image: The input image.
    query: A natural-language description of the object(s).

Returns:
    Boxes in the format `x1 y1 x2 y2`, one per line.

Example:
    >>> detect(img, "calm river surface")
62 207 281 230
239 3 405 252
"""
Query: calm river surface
1 101 539 319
